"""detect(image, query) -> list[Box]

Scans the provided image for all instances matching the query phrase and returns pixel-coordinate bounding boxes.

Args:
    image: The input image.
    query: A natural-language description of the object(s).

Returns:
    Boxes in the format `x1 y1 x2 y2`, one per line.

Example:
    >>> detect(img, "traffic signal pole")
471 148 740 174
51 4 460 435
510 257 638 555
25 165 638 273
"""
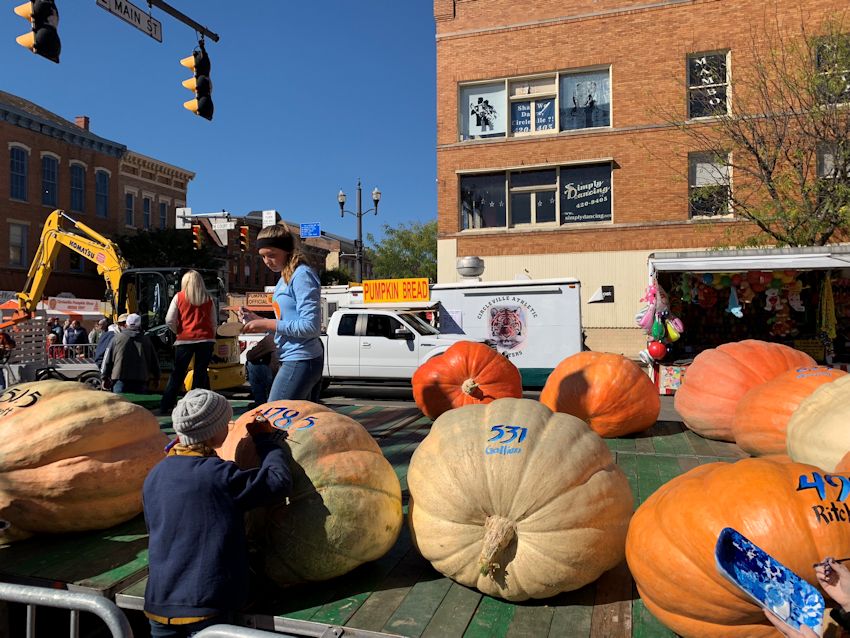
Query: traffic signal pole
147 0 219 42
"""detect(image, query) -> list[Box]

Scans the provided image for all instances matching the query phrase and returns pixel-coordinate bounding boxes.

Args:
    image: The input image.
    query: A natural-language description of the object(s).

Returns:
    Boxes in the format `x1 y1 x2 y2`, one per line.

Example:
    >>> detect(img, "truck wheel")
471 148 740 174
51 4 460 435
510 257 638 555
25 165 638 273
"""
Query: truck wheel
78 371 103 390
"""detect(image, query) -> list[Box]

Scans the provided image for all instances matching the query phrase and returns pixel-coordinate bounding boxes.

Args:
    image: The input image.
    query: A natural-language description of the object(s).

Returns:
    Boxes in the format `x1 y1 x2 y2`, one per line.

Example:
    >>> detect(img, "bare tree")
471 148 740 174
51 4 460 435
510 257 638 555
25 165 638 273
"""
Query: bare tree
663 14 850 246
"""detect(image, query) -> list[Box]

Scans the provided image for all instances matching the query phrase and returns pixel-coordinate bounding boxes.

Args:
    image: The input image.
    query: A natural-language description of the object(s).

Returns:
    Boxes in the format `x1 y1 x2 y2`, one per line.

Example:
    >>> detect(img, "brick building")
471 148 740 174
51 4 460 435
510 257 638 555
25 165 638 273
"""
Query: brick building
1 91 192 301
434 0 849 355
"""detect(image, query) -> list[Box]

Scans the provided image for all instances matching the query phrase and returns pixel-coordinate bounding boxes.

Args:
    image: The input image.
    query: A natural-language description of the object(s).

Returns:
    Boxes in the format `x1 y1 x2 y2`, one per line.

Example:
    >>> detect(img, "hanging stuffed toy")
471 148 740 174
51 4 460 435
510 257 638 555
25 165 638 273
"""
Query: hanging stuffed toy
738 281 755 304
787 281 805 312
769 304 797 338
764 288 783 312
635 282 658 333
726 287 743 318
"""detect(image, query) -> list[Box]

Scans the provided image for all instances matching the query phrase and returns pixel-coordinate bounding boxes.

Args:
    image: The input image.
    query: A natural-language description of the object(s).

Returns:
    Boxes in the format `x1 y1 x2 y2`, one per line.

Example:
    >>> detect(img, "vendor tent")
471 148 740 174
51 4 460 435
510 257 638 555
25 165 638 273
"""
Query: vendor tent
649 245 850 274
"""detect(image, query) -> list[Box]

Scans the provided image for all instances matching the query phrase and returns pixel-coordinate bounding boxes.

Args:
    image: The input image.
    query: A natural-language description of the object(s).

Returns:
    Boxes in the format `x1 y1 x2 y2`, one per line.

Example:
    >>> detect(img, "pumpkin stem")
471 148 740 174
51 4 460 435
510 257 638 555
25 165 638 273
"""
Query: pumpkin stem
478 515 516 577
461 378 479 395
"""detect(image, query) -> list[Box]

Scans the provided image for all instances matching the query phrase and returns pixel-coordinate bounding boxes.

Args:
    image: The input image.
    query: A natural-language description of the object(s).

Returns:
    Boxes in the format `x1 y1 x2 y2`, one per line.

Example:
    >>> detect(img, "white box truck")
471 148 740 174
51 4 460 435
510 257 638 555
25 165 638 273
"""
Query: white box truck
430 278 583 387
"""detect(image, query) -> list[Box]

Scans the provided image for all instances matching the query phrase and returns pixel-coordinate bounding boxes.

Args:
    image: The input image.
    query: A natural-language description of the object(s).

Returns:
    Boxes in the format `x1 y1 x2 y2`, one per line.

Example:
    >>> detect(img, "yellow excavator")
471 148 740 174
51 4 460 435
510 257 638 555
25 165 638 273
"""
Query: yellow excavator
1 209 245 391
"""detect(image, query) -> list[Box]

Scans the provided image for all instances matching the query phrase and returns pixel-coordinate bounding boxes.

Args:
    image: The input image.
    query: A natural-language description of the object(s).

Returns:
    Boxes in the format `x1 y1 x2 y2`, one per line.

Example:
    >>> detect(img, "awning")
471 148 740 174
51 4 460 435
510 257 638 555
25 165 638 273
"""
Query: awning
649 246 850 273
346 301 440 310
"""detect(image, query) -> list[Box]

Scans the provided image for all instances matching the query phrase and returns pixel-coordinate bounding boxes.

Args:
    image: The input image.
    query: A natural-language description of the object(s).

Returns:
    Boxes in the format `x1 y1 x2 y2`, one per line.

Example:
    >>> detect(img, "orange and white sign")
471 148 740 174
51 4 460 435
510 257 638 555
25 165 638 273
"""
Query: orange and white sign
363 278 430 304
246 292 273 306
44 297 106 316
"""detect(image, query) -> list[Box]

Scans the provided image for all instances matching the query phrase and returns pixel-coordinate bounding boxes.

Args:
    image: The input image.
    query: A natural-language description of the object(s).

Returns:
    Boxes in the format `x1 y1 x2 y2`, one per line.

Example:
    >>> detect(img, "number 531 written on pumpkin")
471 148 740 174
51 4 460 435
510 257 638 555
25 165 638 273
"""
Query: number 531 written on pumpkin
488 425 528 444
798 472 850 502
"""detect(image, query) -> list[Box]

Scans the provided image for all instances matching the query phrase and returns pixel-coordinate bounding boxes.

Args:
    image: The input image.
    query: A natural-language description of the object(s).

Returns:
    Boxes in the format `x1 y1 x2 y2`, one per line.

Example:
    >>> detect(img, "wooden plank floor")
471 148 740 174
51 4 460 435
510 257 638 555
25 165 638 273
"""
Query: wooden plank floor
2 398 749 637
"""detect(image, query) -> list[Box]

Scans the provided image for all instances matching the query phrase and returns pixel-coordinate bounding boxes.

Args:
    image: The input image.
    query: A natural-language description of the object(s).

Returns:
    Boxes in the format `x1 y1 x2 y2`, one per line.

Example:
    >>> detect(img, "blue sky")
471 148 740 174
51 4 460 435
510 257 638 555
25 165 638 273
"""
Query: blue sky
1 1 437 241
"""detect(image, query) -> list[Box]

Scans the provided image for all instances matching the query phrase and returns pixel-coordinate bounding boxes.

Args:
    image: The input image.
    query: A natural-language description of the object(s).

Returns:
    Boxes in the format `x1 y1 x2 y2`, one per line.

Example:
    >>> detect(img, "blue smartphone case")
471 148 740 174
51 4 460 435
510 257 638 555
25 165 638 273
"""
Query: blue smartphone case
715 527 824 632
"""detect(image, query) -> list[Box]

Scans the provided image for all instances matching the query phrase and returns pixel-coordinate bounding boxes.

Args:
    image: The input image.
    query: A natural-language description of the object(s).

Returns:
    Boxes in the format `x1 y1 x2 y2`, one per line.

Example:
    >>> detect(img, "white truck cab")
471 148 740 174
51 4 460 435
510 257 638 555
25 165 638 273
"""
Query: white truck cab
321 306 483 382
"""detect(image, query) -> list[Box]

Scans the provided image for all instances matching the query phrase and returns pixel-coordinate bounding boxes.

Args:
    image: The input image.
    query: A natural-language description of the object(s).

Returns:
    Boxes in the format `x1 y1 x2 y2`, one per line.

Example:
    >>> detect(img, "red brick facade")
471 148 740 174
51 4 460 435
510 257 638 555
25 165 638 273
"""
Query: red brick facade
435 0 848 258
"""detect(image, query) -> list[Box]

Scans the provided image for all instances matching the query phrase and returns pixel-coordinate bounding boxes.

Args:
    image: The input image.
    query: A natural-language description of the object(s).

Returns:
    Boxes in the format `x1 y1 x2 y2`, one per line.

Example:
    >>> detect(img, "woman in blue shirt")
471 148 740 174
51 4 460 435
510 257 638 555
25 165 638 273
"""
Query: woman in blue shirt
240 224 324 402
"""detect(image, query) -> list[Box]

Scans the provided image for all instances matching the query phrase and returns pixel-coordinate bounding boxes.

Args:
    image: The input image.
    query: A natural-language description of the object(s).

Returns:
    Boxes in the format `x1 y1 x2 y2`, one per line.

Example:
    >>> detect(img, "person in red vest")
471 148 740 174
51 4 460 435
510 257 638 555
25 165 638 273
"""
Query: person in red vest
160 270 217 413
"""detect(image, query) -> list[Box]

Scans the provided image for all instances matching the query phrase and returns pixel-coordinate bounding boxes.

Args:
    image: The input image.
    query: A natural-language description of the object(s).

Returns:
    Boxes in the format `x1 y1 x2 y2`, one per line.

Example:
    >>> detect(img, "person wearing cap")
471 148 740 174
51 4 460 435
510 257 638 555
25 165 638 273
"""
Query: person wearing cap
142 389 292 635
240 224 323 403
100 312 160 393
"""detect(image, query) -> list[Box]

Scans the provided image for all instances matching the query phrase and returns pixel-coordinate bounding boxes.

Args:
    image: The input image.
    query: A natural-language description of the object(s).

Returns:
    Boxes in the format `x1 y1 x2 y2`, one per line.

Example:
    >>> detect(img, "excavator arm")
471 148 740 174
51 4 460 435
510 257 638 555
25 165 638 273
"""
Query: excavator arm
0 210 129 329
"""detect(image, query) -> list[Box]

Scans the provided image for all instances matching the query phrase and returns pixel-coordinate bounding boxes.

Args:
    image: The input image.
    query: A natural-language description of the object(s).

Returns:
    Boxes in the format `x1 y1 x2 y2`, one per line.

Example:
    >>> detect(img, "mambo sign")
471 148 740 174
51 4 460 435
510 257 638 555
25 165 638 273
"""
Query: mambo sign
363 278 430 304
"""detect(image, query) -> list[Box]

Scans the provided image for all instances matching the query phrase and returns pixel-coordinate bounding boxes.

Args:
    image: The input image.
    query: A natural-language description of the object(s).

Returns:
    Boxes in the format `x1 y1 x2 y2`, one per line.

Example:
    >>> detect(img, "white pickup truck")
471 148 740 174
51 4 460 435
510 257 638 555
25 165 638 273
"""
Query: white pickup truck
321 307 484 383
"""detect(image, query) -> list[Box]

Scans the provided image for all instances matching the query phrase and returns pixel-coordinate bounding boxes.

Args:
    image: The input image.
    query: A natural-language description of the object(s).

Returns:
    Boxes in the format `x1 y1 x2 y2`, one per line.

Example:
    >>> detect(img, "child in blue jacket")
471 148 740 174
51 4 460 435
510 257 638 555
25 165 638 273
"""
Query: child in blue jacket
142 389 292 636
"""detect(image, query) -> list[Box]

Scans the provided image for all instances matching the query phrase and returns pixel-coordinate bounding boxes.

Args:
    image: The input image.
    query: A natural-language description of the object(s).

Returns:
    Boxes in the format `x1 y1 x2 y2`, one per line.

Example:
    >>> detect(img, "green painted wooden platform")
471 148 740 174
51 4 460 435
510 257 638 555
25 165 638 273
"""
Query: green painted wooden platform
0 399 748 637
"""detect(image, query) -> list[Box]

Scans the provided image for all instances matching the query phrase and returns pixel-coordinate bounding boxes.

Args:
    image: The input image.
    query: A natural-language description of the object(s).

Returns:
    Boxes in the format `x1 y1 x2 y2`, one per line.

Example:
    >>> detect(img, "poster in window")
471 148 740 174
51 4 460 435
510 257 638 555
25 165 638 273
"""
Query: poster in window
511 101 532 133
460 173 506 229
460 83 506 139
560 164 612 223
559 70 610 131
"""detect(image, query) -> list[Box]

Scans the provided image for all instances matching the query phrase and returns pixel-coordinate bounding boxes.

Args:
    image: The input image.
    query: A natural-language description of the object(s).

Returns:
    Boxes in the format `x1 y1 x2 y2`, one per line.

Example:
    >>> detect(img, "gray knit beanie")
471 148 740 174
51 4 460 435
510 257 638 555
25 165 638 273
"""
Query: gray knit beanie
171 389 233 444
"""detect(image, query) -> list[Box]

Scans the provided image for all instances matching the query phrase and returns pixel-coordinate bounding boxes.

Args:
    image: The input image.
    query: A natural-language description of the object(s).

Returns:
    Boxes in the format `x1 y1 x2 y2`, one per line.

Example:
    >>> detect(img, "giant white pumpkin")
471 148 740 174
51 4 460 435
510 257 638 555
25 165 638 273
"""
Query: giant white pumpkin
407 397 633 601
787 373 850 472
0 381 168 543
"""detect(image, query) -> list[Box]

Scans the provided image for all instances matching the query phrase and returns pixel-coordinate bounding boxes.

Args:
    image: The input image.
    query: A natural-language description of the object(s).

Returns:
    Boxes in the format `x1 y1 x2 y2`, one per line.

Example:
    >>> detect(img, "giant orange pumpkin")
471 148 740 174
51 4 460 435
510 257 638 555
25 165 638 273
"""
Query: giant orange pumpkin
219 400 403 584
626 456 850 637
539 351 660 437
0 381 168 543
732 366 846 456
412 340 522 420
674 340 815 441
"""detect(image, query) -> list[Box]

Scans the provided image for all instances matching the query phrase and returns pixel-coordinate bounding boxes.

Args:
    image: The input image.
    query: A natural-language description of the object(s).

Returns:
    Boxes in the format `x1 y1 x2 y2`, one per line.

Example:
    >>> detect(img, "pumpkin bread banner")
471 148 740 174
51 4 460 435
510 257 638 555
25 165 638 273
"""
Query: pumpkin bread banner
412 340 523 420
0 381 168 544
539 351 660 438
674 340 816 442
408 397 633 601
626 456 850 638
219 400 403 584
787 373 850 473
733 366 846 457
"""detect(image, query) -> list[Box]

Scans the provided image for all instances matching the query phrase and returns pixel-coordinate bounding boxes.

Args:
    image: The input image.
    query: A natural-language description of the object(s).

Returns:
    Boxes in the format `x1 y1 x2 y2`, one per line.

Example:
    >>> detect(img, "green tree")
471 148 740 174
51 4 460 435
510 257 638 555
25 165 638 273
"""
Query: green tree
321 267 352 286
656 17 850 246
366 220 437 280
113 228 224 271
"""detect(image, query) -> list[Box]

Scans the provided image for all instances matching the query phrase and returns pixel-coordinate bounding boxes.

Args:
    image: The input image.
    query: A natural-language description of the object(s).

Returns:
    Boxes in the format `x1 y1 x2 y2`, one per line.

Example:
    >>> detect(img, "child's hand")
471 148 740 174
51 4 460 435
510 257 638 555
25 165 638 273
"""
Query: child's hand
246 413 274 436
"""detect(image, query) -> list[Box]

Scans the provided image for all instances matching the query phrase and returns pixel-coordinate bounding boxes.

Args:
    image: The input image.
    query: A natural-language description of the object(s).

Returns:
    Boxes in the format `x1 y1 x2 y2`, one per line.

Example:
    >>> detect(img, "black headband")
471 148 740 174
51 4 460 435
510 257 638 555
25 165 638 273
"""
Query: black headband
256 236 293 252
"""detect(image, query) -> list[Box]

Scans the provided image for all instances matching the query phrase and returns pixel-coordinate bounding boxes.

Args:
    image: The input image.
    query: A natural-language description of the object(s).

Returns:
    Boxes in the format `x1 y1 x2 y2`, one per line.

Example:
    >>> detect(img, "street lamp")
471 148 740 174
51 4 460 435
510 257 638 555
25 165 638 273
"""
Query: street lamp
338 178 381 282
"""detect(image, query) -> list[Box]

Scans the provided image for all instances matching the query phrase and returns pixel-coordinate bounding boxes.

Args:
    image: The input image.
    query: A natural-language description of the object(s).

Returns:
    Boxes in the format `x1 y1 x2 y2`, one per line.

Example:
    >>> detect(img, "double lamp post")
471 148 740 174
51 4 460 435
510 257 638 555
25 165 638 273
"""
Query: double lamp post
338 179 380 282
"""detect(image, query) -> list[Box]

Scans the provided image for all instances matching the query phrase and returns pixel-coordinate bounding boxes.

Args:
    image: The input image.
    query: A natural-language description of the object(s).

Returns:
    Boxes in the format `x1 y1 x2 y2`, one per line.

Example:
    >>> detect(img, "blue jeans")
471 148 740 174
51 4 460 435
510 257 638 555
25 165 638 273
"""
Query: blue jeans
246 361 274 405
268 354 323 403
148 613 230 637
161 342 215 411
113 379 147 394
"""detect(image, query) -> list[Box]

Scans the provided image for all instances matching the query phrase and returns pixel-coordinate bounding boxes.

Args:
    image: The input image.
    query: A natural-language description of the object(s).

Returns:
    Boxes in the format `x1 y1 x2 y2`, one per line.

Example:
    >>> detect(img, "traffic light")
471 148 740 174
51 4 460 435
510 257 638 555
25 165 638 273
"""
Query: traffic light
239 226 249 252
192 224 201 250
180 40 213 121
14 1 61 63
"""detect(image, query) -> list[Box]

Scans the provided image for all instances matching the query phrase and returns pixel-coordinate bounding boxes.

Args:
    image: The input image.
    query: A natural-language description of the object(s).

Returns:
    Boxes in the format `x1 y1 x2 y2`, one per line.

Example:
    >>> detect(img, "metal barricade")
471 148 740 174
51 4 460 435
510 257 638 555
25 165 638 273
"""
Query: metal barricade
0 581 133 638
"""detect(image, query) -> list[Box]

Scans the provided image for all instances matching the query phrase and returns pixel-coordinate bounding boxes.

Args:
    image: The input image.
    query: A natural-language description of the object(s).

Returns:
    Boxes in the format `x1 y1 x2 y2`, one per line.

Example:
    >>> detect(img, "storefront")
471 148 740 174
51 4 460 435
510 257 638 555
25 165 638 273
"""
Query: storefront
643 246 850 392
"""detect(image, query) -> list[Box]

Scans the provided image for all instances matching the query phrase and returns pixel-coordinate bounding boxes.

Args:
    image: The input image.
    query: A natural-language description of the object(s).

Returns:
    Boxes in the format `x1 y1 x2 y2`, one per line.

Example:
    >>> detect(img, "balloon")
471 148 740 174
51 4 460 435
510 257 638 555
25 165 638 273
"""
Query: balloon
666 321 681 342
731 274 742 286
771 278 784 289
651 317 666 340
648 341 667 360
639 349 654 366
702 273 714 284
720 275 732 287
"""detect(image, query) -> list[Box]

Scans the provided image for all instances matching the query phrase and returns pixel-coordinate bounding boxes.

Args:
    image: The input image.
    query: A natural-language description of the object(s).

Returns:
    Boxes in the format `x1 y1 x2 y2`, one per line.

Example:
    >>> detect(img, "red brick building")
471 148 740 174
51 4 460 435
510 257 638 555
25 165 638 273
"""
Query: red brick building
0 91 192 301
434 0 848 353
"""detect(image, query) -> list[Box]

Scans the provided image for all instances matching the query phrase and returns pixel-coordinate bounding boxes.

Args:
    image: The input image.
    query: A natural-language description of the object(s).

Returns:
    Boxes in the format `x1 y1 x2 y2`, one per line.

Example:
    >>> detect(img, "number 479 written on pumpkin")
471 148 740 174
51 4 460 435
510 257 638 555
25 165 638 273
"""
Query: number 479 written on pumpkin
798 472 850 502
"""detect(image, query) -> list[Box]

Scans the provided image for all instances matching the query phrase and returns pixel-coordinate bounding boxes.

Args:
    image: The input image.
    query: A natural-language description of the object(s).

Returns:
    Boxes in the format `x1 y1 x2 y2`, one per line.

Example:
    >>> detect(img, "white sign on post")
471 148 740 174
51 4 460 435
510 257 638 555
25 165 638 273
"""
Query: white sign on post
210 220 236 230
96 0 163 42
262 210 278 228
175 207 192 230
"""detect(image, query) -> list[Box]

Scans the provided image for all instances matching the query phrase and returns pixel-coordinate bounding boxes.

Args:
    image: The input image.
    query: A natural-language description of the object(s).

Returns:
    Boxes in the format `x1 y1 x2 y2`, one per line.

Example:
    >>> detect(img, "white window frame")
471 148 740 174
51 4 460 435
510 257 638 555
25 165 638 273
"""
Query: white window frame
69 161 86 213
9 222 28 267
41 153 59 207
9 144 29 202
815 35 850 105
688 151 733 218
508 76 558 137
124 189 137 228
687 51 731 119
142 192 154 230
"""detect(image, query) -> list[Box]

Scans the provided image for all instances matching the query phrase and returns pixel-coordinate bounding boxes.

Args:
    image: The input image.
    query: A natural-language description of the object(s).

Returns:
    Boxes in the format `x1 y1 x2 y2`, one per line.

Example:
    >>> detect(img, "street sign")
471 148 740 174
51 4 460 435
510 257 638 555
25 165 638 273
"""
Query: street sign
175 207 192 229
262 210 278 228
96 0 163 42
300 223 321 238
210 220 236 230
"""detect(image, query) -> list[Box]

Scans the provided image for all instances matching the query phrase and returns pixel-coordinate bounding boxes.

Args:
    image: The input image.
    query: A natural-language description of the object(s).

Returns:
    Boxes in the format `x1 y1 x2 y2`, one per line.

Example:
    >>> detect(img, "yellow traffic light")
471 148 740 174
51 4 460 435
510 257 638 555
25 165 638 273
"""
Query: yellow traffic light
14 1 60 63
181 41 213 121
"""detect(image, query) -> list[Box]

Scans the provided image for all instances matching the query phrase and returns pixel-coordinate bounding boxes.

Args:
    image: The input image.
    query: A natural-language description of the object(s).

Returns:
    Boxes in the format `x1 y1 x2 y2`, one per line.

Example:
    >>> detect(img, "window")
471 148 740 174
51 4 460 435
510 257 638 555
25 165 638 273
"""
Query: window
125 193 134 226
815 35 850 104
688 52 729 118
10 147 27 201
459 68 611 141
69 253 84 273
365 314 403 338
159 202 167 228
689 152 731 217
70 164 85 212
9 223 27 266
42 156 58 206
460 163 612 229
143 197 151 229
337 314 358 336
95 171 109 218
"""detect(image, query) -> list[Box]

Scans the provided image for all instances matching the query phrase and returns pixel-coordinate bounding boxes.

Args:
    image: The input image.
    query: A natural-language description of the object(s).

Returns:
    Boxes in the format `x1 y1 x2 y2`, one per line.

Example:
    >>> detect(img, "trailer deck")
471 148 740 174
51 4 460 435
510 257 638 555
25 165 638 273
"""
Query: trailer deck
0 398 747 637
